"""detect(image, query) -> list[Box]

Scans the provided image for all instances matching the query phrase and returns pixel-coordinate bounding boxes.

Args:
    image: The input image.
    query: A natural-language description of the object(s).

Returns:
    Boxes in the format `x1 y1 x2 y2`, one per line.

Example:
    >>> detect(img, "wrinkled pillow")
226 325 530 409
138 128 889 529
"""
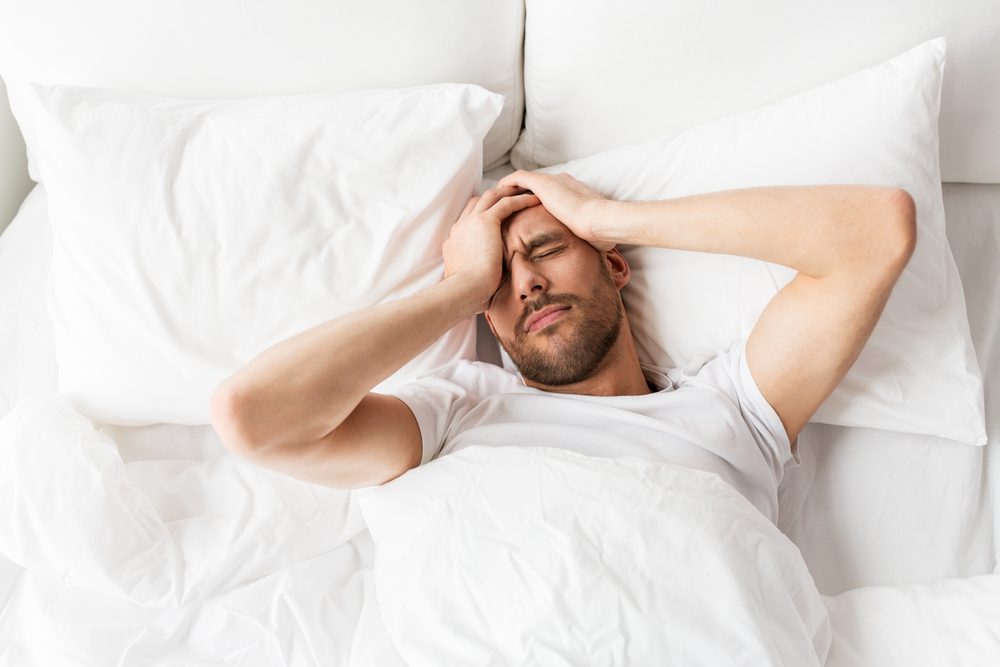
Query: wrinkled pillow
7 82 503 425
357 446 831 665
508 38 986 446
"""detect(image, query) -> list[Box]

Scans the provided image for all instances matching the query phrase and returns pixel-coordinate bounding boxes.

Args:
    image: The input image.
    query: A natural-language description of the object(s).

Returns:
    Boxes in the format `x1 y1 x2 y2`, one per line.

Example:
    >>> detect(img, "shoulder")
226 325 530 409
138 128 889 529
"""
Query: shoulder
665 341 797 465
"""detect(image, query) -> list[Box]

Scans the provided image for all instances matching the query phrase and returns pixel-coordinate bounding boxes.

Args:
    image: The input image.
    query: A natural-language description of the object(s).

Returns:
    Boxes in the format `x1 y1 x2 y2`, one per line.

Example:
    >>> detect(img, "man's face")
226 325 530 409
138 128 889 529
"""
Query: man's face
484 204 628 387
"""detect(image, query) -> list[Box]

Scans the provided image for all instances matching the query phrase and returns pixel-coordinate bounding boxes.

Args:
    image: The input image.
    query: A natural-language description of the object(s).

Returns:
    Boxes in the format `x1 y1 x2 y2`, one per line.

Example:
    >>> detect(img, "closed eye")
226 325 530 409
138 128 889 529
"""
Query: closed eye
533 246 564 261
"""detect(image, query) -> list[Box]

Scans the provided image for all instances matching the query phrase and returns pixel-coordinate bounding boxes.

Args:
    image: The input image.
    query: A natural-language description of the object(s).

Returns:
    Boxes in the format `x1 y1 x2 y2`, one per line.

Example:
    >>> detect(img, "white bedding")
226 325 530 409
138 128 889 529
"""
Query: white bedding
356 445 831 665
824 575 1000 667
0 395 998 665
1 177 998 663
0 394 375 665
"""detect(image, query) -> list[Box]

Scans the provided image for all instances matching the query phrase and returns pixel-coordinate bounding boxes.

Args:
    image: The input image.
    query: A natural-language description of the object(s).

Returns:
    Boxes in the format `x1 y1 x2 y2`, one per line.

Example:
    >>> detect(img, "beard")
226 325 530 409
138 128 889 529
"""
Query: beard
497 264 623 386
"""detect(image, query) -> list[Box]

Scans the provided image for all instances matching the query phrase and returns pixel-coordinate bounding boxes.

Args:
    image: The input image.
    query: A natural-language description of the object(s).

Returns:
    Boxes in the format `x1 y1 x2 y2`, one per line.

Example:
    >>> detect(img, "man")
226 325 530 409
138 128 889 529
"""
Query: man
210 171 915 522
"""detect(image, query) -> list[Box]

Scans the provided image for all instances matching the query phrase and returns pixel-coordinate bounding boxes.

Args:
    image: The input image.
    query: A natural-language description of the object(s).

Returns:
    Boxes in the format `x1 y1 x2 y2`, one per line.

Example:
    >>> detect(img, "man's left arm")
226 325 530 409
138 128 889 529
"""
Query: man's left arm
497 172 917 451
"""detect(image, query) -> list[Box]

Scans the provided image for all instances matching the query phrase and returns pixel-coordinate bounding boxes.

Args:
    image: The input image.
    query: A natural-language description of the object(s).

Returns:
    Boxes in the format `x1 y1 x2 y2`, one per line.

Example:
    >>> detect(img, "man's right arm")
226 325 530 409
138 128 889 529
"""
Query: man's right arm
211 275 483 488
210 186 538 488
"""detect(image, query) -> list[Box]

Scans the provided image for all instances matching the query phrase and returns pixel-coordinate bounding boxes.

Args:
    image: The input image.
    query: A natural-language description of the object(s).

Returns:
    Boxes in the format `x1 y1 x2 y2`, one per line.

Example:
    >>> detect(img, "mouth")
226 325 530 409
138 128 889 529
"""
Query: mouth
525 305 571 333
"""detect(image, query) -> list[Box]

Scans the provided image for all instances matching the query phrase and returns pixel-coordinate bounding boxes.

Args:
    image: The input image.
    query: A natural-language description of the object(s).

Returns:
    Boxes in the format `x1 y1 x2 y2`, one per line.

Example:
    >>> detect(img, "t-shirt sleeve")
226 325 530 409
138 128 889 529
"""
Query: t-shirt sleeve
385 360 481 466
689 338 799 477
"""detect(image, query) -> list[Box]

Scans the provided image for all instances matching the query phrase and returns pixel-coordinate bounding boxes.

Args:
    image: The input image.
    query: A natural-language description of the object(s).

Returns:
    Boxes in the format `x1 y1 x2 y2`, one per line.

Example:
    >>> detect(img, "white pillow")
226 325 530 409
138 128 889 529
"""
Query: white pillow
356 446 831 665
512 0 1000 183
525 38 987 446
6 82 503 425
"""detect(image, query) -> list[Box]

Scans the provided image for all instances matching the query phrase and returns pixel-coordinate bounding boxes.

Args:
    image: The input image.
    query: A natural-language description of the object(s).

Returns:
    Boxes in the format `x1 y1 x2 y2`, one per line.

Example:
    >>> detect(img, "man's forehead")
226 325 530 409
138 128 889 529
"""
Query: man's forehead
501 204 574 248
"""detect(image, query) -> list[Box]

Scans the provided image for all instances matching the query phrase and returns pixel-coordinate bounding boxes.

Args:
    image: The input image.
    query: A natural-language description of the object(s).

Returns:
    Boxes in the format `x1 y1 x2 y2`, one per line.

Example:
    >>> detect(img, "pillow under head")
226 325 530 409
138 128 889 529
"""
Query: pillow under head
508 38 986 446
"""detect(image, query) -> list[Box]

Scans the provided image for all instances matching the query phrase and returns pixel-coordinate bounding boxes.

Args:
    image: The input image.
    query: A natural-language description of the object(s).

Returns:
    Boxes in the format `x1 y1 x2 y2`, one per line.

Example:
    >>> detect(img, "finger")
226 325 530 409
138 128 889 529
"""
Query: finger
479 184 529 202
472 185 531 216
459 196 479 219
485 193 541 221
497 170 541 190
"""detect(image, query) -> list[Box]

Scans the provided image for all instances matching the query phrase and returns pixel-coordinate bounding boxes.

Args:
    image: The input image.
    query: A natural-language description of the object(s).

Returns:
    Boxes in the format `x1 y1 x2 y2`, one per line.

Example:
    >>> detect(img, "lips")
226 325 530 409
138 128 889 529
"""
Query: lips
525 305 570 332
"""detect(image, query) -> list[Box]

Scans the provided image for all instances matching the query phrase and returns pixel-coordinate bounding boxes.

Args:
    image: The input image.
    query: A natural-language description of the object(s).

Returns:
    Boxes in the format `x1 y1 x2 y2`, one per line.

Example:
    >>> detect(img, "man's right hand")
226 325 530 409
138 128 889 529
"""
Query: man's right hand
442 186 540 312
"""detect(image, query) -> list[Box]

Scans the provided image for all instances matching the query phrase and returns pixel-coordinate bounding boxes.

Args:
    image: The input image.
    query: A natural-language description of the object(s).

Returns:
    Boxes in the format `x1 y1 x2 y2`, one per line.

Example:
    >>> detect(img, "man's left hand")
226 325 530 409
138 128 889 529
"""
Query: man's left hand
497 170 616 251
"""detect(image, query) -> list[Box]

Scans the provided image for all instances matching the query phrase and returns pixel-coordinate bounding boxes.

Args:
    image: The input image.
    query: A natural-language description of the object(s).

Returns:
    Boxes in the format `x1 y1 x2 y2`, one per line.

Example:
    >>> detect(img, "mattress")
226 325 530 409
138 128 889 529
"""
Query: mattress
0 175 998 664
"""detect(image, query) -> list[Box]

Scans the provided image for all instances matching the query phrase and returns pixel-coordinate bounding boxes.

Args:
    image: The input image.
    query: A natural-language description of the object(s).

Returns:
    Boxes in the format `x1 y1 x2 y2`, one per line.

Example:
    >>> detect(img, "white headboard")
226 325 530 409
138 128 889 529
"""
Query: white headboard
510 0 1000 185
3 0 1000 234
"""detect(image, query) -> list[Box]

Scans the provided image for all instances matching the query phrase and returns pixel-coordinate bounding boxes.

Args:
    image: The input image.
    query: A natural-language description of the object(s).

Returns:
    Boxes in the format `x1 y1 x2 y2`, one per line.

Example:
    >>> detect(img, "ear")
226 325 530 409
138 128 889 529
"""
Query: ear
603 248 631 290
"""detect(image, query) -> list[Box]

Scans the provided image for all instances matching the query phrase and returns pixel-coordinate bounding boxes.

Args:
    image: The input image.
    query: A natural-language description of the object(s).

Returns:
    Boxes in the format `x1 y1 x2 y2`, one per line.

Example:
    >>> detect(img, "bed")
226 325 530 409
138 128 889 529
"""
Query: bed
0 2 999 665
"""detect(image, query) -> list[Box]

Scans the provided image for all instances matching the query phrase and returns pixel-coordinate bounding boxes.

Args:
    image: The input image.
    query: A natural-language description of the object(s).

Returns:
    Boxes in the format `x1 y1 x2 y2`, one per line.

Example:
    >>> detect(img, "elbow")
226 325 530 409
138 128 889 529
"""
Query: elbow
855 187 916 274
885 187 917 269
210 383 261 458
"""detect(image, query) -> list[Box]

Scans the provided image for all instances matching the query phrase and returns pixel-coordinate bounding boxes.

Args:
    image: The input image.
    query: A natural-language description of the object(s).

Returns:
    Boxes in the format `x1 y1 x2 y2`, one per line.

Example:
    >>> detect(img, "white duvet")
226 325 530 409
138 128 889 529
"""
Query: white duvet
0 394 997 666
357 445 830 665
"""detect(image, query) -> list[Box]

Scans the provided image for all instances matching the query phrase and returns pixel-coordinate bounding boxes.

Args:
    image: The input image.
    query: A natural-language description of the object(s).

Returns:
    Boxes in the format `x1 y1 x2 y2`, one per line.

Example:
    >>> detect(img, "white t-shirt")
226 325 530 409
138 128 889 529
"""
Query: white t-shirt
389 338 799 523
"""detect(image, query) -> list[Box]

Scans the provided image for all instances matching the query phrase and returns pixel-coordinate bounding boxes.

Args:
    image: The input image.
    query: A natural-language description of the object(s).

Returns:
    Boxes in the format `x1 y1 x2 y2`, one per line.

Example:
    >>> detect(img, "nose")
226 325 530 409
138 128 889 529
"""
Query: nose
510 254 549 301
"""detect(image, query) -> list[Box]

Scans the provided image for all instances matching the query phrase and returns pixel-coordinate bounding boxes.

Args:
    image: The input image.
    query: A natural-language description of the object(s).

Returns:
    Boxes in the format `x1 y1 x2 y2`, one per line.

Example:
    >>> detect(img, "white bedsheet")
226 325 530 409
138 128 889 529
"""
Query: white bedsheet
0 394 998 665
0 393 376 665
942 184 1000 570
824 575 1000 667
1 177 998 663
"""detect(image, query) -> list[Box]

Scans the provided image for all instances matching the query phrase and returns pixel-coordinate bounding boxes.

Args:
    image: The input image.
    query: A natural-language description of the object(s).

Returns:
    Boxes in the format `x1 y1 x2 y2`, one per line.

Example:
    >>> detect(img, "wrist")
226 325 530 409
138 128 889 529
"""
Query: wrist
439 270 495 315
589 199 635 247
597 199 672 249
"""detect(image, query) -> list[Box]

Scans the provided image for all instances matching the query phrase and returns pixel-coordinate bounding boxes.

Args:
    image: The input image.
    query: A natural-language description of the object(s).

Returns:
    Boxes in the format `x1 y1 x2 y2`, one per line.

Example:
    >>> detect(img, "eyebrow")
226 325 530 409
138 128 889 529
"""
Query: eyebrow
505 231 568 267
